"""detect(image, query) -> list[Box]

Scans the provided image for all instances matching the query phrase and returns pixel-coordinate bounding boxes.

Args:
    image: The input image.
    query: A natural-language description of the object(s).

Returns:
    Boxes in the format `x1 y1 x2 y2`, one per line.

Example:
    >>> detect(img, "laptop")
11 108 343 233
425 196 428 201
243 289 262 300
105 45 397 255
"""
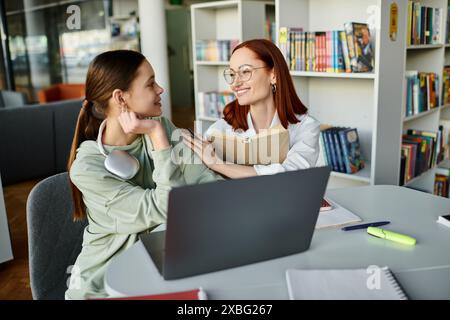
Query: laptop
140 166 331 280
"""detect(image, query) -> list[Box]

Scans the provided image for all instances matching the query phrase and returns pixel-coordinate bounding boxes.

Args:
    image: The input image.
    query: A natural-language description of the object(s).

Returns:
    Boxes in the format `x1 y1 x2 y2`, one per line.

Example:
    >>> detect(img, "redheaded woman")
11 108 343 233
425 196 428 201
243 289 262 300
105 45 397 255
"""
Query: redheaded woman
183 39 320 179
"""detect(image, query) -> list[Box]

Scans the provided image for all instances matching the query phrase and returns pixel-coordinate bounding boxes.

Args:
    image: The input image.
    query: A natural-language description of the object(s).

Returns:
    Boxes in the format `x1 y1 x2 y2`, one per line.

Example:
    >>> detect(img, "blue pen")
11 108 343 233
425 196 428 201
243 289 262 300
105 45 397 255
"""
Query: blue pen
341 221 390 231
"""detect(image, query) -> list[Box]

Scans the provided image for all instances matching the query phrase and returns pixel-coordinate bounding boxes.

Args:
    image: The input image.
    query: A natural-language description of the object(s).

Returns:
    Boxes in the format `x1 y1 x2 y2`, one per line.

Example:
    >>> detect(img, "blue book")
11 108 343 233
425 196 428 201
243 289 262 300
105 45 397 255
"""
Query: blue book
339 128 365 173
320 131 331 166
332 128 345 172
324 129 339 172
333 31 339 72
338 128 352 173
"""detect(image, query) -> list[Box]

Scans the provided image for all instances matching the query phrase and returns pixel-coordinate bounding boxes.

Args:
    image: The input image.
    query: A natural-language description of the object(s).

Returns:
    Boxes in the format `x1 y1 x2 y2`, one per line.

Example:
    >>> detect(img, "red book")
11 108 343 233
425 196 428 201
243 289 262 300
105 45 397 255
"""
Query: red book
95 288 207 300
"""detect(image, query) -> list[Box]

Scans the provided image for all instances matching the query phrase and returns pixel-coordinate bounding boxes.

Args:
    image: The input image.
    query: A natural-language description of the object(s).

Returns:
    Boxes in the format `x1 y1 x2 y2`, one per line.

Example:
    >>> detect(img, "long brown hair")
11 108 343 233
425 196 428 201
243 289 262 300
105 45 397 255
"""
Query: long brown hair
223 39 308 130
67 50 146 221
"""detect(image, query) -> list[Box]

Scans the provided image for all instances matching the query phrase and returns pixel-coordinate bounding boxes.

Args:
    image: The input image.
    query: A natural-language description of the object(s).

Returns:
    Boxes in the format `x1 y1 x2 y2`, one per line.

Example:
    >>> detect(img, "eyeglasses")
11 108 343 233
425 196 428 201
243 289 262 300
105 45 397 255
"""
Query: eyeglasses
223 65 267 85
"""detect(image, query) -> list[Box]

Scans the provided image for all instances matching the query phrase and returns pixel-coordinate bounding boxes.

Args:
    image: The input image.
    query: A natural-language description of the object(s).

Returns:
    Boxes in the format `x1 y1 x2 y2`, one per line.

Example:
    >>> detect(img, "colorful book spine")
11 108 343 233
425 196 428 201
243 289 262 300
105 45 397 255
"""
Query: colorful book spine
408 0 442 45
195 40 238 62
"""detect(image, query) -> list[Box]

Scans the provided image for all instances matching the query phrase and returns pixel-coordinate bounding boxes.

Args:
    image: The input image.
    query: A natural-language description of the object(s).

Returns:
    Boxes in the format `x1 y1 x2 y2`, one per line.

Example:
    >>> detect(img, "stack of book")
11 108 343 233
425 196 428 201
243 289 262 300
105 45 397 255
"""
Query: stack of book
195 40 239 62
407 0 442 45
404 71 439 117
319 126 365 174
197 91 235 119
442 66 450 105
400 128 446 185
278 22 374 73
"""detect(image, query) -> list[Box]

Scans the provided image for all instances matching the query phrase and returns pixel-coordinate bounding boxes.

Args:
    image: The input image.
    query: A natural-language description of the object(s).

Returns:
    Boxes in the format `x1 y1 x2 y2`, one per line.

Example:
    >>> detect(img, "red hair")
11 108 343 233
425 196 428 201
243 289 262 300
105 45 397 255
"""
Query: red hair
223 39 308 130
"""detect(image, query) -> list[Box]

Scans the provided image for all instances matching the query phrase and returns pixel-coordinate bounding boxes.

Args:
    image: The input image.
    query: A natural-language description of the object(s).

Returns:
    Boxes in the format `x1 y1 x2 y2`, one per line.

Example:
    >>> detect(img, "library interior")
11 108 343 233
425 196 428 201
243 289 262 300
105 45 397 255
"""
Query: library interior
0 0 450 301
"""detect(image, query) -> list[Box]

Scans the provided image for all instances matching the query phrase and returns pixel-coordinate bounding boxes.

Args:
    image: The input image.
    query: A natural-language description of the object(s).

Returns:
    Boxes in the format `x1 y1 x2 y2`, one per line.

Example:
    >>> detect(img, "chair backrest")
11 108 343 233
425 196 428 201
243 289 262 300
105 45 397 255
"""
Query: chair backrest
0 90 27 108
38 84 85 103
26 172 87 300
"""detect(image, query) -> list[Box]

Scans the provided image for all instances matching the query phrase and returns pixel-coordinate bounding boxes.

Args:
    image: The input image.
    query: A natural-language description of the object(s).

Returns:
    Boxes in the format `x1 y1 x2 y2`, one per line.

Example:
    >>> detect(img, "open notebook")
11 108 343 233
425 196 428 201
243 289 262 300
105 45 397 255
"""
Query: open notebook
316 198 361 229
286 267 408 300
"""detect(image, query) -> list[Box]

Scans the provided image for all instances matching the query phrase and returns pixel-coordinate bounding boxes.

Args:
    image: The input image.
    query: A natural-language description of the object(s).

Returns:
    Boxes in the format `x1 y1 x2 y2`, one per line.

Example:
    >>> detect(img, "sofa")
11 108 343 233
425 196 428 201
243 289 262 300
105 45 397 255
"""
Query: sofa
0 99 83 185
38 84 85 103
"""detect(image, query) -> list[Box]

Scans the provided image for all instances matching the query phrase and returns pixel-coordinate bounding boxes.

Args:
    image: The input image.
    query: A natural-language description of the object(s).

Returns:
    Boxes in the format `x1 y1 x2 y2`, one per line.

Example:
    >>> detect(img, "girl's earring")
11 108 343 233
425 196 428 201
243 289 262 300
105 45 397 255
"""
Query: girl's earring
271 83 277 93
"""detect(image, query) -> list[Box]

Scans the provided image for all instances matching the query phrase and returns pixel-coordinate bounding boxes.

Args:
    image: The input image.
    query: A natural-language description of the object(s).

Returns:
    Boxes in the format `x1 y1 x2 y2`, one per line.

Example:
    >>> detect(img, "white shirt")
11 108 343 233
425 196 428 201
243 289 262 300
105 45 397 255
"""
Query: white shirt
205 111 321 175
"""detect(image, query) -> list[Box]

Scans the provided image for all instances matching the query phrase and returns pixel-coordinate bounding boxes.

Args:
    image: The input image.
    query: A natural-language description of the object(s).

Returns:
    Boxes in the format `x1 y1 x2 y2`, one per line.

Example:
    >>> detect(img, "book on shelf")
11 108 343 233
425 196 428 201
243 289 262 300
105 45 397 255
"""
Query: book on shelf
442 66 450 105
198 91 235 119
278 22 373 74
404 71 439 117
400 151 407 185
447 5 450 44
208 124 289 165
319 125 364 174
195 40 239 62
435 174 449 197
435 168 450 197
407 0 443 45
439 120 450 159
344 22 374 72
400 128 446 185
265 19 276 44
95 288 207 300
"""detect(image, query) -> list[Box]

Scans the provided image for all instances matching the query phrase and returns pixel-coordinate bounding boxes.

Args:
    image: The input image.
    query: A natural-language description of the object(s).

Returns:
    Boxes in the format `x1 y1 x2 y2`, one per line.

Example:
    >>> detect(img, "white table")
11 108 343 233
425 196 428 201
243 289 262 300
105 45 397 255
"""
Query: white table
105 185 450 299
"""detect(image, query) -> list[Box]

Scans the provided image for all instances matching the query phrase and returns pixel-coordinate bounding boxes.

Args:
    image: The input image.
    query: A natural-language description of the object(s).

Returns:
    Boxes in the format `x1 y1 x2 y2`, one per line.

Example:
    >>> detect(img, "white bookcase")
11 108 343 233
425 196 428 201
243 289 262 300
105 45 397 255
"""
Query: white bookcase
191 0 275 133
401 0 450 194
275 0 408 188
191 0 450 190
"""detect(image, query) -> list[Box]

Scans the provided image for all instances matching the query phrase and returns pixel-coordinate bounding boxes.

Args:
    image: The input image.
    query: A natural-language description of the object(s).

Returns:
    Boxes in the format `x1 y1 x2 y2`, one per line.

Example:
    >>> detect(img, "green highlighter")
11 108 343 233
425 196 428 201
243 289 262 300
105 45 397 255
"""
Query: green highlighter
367 227 417 246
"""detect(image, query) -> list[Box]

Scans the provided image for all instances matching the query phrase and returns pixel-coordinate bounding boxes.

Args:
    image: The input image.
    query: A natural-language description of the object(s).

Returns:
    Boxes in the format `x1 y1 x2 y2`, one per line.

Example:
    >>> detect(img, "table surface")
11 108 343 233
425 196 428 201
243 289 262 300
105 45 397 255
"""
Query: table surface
104 185 450 299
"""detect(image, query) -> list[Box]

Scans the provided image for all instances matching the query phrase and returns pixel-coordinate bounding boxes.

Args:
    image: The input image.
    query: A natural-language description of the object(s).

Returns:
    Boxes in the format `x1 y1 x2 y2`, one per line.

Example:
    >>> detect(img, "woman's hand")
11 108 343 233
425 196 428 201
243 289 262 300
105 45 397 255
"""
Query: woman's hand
181 130 219 169
118 110 169 150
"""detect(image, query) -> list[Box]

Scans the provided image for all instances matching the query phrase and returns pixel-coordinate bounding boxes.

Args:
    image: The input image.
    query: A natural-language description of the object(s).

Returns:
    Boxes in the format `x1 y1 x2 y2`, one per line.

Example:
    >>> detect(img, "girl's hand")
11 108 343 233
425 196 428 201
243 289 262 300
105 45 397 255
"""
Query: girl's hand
118 110 161 135
181 130 219 168
118 110 169 150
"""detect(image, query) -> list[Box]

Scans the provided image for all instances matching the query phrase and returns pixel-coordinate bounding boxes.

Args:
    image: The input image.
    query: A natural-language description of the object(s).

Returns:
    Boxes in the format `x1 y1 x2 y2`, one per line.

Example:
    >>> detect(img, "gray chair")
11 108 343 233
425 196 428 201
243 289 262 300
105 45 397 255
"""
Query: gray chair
0 90 27 108
26 172 87 300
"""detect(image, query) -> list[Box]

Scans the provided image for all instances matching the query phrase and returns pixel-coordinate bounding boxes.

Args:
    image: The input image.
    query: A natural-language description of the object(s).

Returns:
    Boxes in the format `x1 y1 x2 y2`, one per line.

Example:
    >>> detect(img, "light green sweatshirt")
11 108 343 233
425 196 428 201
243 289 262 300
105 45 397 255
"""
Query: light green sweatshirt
65 117 221 300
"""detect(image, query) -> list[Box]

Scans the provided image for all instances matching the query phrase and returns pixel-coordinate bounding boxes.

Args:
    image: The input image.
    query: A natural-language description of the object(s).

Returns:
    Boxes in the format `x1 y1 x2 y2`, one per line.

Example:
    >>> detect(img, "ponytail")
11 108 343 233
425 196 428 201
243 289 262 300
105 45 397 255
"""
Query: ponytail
67 99 102 221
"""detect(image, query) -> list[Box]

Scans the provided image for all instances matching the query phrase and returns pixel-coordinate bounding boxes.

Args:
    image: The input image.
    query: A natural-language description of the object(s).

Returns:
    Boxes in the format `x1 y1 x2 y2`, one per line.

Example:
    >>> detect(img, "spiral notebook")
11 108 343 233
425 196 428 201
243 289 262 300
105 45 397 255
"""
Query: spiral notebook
286 267 408 300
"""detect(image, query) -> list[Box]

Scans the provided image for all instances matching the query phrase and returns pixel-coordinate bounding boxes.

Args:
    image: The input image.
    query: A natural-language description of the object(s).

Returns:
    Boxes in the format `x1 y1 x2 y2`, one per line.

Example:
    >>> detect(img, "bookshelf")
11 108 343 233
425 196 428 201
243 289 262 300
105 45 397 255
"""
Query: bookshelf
273 0 408 188
401 0 450 195
191 0 275 134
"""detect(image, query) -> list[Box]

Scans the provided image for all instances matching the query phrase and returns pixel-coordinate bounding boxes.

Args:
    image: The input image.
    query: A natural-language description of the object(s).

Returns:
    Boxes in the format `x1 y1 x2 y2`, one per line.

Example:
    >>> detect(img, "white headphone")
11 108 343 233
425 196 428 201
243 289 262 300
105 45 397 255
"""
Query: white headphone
97 120 140 180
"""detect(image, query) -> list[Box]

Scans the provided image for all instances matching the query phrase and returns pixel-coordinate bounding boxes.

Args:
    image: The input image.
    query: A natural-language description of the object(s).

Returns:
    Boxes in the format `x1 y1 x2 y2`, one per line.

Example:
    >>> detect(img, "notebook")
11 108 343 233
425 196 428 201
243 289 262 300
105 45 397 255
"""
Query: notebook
286 267 408 300
209 124 289 165
315 198 361 229
95 288 207 300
